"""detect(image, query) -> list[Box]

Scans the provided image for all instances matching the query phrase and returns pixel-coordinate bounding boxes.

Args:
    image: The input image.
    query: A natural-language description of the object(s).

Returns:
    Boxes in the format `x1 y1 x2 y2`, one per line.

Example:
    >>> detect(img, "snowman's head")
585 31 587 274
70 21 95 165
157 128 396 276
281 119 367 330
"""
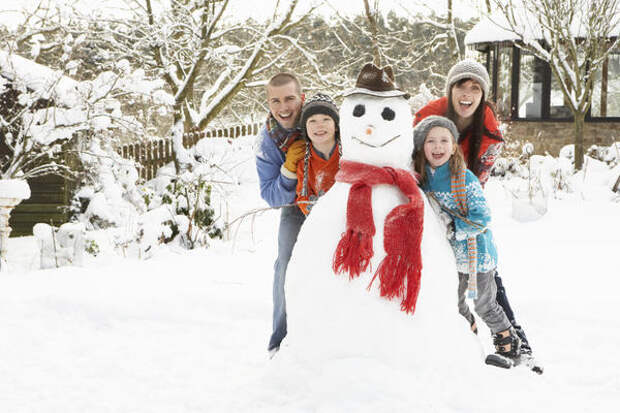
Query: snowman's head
339 63 413 169
340 93 413 169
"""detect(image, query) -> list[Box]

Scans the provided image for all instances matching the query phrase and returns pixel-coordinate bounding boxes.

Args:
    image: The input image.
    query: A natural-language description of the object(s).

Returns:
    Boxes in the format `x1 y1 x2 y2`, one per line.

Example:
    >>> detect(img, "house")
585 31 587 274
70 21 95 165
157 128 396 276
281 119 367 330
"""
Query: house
465 15 619 155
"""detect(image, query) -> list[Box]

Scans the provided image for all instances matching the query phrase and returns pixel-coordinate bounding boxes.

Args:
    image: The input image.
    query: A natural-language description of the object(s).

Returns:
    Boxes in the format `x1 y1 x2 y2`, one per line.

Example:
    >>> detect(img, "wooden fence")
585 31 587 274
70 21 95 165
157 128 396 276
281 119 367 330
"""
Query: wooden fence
9 121 261 236
119 121 261 180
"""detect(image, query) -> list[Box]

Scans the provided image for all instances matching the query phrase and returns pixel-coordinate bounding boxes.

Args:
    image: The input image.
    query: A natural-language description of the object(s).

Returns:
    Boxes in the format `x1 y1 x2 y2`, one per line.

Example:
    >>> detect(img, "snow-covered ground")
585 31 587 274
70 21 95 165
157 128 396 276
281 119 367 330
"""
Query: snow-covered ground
1 139 619 412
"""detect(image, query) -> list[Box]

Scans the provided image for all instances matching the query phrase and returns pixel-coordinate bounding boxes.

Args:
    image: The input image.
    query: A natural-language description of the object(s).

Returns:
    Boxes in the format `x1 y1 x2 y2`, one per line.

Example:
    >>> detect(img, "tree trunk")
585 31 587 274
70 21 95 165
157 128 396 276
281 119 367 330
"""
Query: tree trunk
171 106 184 174
573 112 585 171
613 173 620 193
447 0 461 59
363 0 381 66
601 56 608 117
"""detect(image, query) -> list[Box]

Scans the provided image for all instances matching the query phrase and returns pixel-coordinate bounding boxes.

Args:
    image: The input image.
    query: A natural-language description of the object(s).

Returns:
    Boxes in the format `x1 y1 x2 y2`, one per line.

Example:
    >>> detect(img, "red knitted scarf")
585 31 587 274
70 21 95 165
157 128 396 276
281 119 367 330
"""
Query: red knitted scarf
333 160 425 314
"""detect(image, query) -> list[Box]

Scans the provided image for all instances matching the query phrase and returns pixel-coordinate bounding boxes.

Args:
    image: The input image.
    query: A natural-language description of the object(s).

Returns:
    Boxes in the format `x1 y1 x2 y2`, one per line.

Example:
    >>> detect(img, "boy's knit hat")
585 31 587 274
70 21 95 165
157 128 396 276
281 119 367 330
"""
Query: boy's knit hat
445 59 490 98
413 115 459 154
300 93 339 137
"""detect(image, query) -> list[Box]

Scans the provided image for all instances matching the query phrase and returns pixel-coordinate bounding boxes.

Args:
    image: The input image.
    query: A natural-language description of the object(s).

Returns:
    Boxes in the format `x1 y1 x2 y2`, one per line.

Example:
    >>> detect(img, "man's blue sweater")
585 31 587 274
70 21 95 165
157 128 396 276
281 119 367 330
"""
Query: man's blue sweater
255 124 298 207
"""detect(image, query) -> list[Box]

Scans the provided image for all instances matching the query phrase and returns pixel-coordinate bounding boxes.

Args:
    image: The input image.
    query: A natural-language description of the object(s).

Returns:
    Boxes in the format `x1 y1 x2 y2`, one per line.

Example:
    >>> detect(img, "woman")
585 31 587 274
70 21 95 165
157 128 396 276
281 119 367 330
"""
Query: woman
414 59 532 355
414 59 503 187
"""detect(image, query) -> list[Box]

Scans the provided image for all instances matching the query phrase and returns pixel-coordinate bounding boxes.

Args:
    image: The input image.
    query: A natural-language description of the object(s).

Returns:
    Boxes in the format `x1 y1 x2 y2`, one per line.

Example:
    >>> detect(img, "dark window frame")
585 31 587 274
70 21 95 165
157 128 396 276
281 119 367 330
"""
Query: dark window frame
477 41 620 123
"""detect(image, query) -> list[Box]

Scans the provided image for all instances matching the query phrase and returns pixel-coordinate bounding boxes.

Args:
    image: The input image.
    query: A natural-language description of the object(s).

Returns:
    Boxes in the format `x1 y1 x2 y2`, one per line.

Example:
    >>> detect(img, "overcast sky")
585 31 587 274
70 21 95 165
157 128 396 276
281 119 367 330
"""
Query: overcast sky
0 0 482 29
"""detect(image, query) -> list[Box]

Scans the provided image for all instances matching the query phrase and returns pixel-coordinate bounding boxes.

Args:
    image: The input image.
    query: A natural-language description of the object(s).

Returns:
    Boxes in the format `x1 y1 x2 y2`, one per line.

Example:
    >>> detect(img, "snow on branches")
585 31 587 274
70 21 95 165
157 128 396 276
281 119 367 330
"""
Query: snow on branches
0 50 170 180
485 0 620 169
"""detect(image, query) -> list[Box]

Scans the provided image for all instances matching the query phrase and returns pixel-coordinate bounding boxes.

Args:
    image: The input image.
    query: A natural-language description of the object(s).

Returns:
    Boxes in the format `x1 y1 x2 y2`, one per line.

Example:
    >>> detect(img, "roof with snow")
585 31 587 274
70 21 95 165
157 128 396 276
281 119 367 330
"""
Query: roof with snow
466 12 620 46
0 49 82 107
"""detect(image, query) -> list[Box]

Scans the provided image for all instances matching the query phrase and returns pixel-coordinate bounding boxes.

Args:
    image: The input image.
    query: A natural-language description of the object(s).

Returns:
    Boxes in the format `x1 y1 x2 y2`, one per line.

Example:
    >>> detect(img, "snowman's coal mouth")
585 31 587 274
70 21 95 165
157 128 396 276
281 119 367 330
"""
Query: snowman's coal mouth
352 135 400 148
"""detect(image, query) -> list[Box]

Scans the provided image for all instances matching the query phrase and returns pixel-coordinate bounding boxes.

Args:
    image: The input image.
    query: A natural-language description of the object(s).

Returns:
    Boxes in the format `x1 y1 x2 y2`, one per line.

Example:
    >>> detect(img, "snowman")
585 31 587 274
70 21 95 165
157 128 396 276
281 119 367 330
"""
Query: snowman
283 64 480 371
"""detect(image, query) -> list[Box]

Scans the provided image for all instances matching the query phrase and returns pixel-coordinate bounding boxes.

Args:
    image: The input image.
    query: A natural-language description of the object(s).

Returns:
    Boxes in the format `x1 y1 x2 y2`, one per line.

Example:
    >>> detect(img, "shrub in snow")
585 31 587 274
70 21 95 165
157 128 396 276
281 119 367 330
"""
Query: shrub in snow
559 144 575 162
71 136 145 230
158 173 223 249
587 143 620 167
33 222 85 269
85 239 100 257
71 135 243 254
492 141 620 206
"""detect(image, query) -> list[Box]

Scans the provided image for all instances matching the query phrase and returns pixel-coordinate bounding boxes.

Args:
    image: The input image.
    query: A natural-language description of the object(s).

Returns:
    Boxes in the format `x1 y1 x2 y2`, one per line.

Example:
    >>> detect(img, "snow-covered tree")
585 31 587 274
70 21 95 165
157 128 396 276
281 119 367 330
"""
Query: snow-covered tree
490 0 620 170
400 0 469 61
0 49 169 180
94 0 313 171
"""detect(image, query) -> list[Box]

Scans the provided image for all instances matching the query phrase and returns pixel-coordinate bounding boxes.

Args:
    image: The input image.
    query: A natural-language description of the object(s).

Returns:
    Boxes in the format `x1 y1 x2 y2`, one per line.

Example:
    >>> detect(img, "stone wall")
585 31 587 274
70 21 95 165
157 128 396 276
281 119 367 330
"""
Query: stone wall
501 120 619 156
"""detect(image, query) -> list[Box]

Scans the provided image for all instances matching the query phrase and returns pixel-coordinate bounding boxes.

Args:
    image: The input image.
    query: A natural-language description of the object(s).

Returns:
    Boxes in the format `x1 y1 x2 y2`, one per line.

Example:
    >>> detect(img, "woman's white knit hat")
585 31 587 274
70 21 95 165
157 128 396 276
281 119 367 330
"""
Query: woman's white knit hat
445 59 490 98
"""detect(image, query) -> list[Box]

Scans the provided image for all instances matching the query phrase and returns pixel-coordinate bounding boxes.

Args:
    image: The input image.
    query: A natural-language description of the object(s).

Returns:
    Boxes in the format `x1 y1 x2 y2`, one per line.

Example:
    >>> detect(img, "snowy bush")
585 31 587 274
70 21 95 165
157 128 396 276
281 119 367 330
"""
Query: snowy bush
33 222 85 269
72 135 145 230
158 173 223 249
69 135 256 255
587 143 620 167
492 141 620 206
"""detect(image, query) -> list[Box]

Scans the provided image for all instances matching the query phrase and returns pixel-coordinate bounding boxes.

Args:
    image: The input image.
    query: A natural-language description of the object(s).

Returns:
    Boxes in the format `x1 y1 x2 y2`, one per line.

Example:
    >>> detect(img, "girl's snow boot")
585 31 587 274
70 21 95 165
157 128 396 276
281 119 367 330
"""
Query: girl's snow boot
493 327 521 359
485 328 521 369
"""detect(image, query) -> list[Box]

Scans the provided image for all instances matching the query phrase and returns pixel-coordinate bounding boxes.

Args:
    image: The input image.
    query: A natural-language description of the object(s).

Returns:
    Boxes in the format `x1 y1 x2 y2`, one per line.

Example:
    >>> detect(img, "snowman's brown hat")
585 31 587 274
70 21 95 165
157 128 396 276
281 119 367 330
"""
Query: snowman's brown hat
343 63 410 99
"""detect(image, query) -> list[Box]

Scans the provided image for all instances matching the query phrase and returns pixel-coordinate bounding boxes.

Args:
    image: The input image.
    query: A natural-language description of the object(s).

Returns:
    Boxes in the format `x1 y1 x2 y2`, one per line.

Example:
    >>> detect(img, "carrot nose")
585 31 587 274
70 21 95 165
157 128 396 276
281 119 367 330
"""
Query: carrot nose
365 127 373 135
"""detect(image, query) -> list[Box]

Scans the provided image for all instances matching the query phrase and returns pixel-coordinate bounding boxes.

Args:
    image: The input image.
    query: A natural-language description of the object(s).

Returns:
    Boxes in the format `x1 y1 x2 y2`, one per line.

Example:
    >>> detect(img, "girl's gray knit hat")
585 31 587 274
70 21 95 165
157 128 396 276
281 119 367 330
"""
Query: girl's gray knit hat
413 115 459 154
445 59 490 97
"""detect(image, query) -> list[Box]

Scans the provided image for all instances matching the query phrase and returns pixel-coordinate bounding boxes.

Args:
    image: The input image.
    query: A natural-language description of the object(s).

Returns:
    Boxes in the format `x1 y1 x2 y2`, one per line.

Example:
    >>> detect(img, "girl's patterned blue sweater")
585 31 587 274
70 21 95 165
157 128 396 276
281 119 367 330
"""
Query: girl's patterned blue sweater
422 163 498 274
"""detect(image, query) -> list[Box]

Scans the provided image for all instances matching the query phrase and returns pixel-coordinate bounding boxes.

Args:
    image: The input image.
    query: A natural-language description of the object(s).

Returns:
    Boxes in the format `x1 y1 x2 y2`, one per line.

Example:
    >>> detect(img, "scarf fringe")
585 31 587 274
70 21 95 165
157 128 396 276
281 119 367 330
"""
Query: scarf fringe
369 254 422 314
332 229 374 278
333 160 424 315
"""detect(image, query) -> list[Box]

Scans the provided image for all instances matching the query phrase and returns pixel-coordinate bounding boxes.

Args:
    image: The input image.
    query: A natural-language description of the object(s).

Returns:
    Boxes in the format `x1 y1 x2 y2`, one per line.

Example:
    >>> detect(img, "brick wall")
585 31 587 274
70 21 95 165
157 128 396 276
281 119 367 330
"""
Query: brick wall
502 121 619 156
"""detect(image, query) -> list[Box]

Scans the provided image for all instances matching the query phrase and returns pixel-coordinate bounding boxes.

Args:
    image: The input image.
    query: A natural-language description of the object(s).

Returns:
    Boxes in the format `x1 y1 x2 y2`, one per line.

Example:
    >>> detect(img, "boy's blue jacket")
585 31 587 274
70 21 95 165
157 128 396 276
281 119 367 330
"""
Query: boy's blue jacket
422 162 498 273
255 124 298 207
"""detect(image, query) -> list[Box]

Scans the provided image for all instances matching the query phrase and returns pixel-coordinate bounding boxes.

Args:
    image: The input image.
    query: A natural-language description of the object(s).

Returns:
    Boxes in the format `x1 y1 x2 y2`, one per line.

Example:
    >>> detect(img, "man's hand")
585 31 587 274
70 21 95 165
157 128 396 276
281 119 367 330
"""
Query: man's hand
283 140 306 173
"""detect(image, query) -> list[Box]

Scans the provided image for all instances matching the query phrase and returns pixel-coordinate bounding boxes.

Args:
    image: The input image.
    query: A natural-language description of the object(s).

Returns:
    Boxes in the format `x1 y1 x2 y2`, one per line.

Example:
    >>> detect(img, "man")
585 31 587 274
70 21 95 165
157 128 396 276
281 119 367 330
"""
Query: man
255 73 306 356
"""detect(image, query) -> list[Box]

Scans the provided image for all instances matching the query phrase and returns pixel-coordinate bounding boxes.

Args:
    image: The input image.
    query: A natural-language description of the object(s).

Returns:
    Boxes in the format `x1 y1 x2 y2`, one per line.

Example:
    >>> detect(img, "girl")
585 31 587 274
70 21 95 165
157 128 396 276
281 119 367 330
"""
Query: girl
413 115 521 365
295 93 341 215
414 59 532 355
414 59 503 187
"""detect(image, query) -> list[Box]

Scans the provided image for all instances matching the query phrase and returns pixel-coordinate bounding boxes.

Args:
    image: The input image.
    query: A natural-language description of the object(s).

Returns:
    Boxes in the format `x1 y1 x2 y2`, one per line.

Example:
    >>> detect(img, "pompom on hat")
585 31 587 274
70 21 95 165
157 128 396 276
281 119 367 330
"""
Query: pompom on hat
300 93 339 138
343 63 410 99
445 59 490 98
413 115 459 154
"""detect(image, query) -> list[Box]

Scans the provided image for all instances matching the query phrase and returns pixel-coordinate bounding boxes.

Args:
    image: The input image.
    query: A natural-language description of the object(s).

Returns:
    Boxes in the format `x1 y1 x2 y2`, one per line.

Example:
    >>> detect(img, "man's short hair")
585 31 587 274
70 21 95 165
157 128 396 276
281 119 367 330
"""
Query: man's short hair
267 72 301 95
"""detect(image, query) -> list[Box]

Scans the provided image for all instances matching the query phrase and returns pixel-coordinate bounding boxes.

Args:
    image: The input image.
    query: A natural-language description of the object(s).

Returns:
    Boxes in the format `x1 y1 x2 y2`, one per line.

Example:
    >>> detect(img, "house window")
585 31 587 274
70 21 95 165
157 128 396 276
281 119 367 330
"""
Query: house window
550 72 572 119
495 47 513 119
591 52 620 118
518 54 545 119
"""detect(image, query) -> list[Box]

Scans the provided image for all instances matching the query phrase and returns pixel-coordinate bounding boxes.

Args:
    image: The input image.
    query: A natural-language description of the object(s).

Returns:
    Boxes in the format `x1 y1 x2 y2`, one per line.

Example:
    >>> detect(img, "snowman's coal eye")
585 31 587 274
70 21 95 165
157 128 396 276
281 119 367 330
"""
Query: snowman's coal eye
353 104 365 117
381 107 395 121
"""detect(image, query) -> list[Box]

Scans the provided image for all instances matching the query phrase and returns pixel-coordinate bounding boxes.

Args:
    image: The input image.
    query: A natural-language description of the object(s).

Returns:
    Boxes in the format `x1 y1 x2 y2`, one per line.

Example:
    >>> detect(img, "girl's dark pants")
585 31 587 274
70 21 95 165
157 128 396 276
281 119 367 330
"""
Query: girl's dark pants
495 271 531 351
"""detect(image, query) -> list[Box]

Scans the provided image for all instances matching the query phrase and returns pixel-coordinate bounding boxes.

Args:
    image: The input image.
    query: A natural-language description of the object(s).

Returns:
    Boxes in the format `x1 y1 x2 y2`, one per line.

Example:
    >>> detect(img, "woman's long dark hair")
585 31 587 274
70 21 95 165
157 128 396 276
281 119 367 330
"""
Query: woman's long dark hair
446 78 495 177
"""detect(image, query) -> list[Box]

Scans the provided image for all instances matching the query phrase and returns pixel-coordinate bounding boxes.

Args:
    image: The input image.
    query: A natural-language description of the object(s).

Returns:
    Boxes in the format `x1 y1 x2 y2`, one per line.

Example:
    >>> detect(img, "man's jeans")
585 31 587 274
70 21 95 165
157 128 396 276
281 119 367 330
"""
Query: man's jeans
268 205 306 351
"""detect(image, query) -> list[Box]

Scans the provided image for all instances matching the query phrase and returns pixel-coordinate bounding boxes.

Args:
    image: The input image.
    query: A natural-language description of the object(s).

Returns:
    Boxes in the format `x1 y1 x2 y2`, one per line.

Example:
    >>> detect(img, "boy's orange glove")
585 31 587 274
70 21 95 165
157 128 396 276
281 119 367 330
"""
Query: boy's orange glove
283 140 306 174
